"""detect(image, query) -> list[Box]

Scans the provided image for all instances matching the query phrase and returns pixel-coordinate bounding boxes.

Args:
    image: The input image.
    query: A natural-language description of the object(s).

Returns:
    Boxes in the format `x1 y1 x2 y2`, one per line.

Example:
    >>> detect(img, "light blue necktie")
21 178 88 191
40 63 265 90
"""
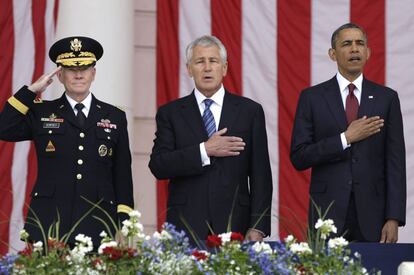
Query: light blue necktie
203 99 216 137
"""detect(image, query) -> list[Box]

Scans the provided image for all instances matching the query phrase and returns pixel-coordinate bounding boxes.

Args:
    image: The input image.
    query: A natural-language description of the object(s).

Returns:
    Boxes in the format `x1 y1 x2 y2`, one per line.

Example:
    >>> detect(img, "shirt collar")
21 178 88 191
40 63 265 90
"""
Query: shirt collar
194 85 225 107
65 92 92 114
336 72 363 93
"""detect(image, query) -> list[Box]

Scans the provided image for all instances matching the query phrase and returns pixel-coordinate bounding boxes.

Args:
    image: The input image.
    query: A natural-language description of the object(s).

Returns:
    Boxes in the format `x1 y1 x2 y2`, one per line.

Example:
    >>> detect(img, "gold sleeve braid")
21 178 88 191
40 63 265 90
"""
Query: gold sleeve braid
117 204 133 214
8 96 29 115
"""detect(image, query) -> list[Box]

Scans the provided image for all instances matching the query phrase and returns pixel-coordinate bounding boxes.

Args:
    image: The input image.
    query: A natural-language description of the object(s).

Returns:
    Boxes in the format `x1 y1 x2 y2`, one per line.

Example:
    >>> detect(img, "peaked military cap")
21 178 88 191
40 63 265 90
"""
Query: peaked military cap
49 36 103 67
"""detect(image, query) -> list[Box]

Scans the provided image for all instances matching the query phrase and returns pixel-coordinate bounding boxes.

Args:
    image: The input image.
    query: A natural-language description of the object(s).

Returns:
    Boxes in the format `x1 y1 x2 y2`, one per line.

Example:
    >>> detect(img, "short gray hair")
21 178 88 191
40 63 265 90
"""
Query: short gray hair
185 35 227 64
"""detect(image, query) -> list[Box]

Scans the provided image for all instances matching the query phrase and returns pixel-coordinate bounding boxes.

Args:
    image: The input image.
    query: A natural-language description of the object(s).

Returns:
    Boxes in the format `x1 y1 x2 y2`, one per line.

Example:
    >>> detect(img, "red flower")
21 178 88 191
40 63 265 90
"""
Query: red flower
126 248 137 258
206 234 222 248
18 244 33 257
192 250 208 261
92 258 103 268
230 232 244 242
102 246 123 261
47 239 66 250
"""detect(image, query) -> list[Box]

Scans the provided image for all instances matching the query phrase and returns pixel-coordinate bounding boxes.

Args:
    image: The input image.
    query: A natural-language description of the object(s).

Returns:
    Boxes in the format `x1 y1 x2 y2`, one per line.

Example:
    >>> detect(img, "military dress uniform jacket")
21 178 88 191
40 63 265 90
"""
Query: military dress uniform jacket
0 86 134 246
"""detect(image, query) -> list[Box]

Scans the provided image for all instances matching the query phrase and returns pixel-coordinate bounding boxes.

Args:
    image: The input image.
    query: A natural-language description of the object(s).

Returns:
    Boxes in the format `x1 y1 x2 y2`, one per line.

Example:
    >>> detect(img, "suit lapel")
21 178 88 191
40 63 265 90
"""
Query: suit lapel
358 78 376 118
322 77 348 130
218 91 240 131
179 92 208 140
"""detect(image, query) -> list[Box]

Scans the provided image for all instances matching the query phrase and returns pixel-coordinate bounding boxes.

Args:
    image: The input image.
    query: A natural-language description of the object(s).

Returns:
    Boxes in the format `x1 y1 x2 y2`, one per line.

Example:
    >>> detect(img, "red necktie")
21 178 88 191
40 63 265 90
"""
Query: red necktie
345 83 358 125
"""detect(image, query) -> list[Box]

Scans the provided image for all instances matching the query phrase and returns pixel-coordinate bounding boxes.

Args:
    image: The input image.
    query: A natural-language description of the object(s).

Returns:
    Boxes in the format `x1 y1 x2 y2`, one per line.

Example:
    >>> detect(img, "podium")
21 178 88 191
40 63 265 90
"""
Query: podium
349 243 414 274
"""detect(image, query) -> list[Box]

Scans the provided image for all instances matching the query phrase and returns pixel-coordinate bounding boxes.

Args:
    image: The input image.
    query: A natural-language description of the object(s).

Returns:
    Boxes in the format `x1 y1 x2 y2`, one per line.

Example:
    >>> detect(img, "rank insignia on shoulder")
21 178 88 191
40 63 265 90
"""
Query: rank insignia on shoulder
45 140 56 152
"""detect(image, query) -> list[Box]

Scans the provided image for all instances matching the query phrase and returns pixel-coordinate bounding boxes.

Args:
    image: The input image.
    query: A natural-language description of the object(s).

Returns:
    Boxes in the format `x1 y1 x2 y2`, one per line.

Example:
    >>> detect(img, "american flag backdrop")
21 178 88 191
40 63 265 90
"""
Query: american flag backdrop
2 0 414 256
156 0 414 242
0 0 58 254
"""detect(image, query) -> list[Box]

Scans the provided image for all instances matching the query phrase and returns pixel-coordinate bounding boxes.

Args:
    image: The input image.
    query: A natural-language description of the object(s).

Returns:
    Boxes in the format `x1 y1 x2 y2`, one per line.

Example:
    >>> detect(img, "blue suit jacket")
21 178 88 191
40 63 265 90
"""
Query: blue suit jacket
290 76 406 241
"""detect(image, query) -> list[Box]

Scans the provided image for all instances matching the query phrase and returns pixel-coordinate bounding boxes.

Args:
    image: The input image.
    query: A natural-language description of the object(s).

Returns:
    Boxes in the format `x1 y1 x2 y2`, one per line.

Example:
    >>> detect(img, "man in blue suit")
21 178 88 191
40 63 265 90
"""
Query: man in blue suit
291 23 406 242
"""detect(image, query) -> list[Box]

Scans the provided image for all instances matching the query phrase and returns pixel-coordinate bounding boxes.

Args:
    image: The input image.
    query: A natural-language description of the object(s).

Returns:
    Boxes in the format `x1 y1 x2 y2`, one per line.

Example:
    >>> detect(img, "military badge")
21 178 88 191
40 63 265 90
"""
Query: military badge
45 140 56 152
98 144 108 157
108 148 113 157
41 113 64 123
97 118 117 129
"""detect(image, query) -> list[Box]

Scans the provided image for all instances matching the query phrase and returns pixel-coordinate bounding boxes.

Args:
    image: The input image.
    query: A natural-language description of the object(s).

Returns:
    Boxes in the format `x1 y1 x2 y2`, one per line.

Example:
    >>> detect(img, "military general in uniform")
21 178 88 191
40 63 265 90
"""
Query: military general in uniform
0 36 134 247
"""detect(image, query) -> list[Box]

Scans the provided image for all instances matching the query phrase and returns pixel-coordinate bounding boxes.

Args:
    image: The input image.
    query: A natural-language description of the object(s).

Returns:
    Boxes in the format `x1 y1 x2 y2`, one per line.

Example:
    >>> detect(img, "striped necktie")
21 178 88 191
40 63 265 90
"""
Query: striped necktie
203 99 216 137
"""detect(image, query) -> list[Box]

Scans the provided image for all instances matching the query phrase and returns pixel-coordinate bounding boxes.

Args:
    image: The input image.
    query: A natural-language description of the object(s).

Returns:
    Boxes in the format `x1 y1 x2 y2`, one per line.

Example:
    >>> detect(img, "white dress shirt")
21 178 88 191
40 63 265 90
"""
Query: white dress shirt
336 72 363 149
65 92 92 117
194 85 225 166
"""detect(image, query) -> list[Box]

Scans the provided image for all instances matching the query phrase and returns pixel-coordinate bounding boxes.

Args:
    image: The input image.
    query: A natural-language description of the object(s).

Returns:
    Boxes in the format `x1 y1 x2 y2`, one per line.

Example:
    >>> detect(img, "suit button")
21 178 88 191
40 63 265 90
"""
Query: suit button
78 159 83 165
48 130 52 134
34 192 38 197
80 132 85 138
76 174 82 180
107 136 111 140
78 145 84 151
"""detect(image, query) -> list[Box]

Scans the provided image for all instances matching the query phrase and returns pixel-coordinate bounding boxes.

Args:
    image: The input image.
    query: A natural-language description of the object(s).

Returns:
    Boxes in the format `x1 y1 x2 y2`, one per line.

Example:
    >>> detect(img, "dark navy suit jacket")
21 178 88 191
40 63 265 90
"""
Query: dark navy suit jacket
290 76 406 241
149 90 273 241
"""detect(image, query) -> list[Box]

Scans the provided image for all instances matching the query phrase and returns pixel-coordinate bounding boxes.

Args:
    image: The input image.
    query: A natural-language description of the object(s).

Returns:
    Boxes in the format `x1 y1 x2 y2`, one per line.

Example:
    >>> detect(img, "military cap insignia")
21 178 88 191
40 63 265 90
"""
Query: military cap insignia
98 145 108 157
45 140 56 152
70 38 82 52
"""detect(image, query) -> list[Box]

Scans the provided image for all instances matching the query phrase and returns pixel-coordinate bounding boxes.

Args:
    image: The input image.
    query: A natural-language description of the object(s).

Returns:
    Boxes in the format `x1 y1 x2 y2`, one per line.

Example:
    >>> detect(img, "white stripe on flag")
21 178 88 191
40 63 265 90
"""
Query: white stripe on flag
9 0 35 253
311 0 349 85
242 0 278 240
386 0 414 242
179 0 211 97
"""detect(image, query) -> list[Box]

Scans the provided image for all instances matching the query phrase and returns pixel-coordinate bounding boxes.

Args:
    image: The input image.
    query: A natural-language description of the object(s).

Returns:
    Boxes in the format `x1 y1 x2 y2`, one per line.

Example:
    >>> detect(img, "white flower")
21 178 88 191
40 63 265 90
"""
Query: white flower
33 241 43 252
315 219 337 239
99 231 107 238
289 242 312 255
98 240 118 254
284 235 295 243
129 210 141 218
160 230 172 240
219 232 232 245
19 229 29 240
252 241 273 254
122 220 132 227
328 237 348 249
354 251 361 258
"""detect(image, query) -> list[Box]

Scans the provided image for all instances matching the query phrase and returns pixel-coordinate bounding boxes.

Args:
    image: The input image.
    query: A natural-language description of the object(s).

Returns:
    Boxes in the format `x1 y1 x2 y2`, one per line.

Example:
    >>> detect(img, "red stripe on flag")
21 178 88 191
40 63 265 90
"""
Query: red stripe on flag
350 0 385 84
211 0 242 95
156 0 179 230
0 0 15 256
277 0 311 241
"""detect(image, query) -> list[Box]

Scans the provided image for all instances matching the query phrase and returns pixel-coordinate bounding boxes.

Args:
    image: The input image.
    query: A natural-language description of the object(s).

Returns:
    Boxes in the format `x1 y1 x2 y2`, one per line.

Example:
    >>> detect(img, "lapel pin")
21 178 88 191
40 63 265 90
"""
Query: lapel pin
368 95 374 99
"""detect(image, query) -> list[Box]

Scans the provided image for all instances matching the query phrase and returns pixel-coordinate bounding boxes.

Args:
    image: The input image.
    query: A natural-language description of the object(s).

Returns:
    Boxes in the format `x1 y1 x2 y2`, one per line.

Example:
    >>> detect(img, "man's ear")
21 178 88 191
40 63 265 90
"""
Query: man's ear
328 48 336 62
366 47 371 61
186 64 193 78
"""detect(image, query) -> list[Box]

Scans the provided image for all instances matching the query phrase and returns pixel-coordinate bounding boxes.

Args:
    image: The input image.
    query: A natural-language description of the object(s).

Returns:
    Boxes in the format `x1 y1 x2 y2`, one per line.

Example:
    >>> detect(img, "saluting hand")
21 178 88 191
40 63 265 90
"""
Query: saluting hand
205 128 245 157
28 66 62 93
344 116 384 144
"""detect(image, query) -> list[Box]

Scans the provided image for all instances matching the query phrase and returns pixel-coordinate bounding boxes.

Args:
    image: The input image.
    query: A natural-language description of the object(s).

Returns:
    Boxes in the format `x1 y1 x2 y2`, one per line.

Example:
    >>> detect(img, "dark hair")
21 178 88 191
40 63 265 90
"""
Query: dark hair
331 23 368 49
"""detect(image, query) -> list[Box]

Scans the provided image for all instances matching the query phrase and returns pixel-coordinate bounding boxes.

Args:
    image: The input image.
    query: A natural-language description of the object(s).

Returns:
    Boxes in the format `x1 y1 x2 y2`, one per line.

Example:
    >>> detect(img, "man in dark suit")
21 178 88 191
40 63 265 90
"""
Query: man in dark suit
290 23 406 242
149 35 272 243
0 36 134 247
